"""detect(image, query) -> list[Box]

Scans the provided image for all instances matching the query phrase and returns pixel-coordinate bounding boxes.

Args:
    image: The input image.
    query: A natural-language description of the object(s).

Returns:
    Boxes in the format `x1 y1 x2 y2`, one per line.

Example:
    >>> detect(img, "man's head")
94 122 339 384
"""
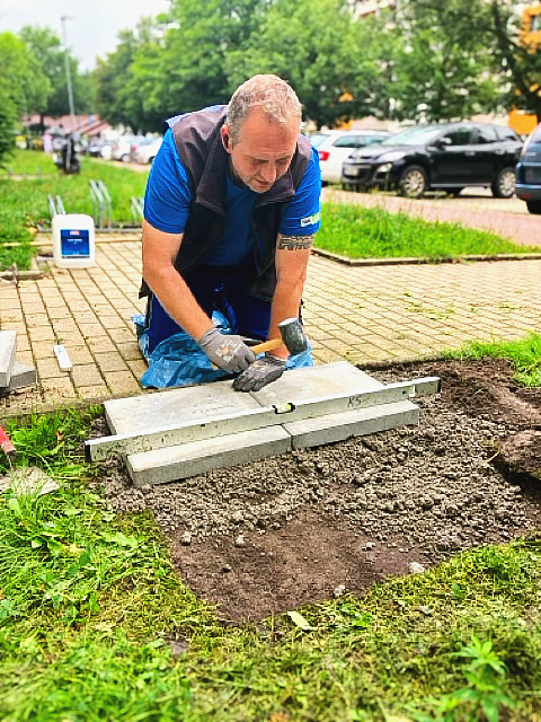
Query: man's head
221 75 302 193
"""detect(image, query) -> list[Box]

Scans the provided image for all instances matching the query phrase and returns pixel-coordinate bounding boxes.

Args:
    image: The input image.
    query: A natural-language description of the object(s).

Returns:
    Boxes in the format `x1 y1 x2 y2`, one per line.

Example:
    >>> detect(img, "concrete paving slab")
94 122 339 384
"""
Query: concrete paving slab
5 360 37 392
251 361 383 406
285 400 419 450
103 362 424 485
104 379 263 435
126 426 291 486
0 330 17 388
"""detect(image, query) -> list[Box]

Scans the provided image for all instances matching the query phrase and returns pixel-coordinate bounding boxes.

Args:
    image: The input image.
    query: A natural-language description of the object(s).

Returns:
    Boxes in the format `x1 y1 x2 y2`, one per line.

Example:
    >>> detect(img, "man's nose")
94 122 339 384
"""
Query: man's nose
260 163 277 184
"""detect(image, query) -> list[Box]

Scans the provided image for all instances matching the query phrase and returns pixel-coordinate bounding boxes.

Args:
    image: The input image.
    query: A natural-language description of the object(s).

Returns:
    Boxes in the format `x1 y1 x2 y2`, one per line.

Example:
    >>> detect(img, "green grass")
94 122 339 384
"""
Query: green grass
445 331 541 387
1 155 537 271
316 203 540 260
1 370 540 720
0 150 148 270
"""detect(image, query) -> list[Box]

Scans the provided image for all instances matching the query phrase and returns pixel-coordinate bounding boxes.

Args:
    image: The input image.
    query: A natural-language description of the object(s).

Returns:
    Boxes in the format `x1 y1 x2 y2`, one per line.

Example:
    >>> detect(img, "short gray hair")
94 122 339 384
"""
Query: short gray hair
227 75 302 143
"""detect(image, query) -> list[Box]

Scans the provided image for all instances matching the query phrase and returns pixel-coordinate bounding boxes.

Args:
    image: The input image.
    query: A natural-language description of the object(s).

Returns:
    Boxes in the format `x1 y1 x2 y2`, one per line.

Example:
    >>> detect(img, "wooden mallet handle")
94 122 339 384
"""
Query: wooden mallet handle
250 338 282 354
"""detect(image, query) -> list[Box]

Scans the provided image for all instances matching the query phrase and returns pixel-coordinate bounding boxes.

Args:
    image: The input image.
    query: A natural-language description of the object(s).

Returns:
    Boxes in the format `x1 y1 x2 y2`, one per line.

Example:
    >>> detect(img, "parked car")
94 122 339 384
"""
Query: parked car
311 129 392 184
132 136 163 164
515 123 541 214
341 122 523 199
87 137 115 160
111 135 136 162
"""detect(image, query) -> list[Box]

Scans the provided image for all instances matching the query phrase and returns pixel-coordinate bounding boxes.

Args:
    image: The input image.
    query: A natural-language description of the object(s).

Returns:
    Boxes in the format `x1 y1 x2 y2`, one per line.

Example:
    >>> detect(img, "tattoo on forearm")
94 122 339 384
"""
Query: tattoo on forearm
278 234 315 251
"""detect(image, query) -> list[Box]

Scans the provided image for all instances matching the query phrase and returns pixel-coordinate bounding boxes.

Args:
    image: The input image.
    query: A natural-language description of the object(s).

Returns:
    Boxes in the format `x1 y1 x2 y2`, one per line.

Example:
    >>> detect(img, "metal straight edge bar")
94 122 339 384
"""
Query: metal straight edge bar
85 376 440 462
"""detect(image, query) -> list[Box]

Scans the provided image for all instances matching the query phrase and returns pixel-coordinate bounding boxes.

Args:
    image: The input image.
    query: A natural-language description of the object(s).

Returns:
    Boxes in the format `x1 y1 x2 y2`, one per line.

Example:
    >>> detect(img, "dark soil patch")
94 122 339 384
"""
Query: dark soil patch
98 357 541 624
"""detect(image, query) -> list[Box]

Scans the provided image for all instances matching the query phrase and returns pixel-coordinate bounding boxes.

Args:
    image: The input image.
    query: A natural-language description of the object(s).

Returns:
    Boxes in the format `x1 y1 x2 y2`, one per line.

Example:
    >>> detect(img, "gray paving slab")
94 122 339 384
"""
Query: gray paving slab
126 426 291 486
104 379 262 435
108 362 424 485
0 330 17 388
5 360 36 392
285 400 419 449
251 361 383 404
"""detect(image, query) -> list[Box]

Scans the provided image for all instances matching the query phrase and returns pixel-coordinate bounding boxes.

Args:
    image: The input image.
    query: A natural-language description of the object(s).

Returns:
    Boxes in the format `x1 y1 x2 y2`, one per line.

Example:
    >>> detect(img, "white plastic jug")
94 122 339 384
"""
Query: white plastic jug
52 214 96 269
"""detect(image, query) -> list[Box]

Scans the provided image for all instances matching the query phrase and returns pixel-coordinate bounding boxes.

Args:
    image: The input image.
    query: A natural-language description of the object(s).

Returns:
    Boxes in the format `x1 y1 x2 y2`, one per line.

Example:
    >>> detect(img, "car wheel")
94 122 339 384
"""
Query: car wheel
526 200 541 215
121 153 131 163
491 167 516 198
444 187 463 198
399 166 427 198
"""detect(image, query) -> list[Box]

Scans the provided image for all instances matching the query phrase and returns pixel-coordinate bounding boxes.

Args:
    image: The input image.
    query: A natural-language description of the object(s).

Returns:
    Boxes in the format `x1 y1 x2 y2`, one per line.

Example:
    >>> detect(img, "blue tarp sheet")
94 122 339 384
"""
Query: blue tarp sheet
133 313 313 389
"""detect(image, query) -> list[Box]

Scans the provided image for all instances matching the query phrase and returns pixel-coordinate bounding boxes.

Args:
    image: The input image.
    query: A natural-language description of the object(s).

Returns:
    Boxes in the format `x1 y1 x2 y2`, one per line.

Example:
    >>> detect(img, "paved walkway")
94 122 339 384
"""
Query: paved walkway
1 224 541 418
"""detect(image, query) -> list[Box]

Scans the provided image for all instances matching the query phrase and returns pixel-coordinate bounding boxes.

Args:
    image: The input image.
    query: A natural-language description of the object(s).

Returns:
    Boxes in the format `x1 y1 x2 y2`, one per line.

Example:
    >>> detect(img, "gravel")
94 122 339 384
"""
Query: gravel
96 390 541 561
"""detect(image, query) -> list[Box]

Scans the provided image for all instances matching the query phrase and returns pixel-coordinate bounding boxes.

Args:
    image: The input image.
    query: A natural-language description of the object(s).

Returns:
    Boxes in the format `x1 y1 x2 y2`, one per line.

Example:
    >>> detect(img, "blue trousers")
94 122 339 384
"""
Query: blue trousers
145 265 272 353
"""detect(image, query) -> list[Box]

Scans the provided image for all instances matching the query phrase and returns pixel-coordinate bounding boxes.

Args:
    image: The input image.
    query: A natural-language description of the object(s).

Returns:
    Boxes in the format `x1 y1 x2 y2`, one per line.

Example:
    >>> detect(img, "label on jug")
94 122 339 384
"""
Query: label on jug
60 229 91 258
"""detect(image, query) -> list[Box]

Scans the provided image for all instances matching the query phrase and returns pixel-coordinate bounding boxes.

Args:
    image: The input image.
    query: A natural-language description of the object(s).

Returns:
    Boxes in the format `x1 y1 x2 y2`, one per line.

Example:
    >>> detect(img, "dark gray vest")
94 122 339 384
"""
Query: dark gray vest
140 106 312 300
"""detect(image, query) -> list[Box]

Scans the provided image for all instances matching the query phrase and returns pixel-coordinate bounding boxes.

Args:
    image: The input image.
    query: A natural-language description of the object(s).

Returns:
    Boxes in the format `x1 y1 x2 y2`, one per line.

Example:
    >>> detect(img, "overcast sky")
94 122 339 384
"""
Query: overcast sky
1 0 170 71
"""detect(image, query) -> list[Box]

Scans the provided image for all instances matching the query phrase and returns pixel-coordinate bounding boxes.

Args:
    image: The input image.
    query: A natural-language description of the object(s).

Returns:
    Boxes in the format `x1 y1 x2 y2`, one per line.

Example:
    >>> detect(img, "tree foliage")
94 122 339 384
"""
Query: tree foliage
20 25 93 121
0 32 51 165
89 0 541 132
224 0 387 128
388 0 501 122
488 0 541 119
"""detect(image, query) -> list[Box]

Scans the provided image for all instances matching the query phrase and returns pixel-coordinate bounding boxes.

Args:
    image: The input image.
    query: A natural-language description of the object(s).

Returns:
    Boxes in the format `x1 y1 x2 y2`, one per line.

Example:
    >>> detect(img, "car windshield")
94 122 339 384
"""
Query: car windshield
379 126 447 146
309 133 330 148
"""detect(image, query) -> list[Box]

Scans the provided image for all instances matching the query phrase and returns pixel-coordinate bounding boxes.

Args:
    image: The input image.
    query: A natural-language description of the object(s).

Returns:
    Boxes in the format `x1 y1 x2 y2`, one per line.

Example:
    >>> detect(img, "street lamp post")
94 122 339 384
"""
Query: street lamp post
60 15 76 132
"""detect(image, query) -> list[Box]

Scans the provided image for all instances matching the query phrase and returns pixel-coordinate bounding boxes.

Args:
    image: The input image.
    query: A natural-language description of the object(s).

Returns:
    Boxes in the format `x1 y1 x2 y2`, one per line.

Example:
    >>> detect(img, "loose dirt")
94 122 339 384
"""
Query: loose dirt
96 358 541 624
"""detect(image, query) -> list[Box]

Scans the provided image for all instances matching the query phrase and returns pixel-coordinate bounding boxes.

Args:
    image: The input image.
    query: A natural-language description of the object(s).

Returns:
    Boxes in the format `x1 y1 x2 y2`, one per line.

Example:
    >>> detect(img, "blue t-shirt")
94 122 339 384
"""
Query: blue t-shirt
144 128 321 266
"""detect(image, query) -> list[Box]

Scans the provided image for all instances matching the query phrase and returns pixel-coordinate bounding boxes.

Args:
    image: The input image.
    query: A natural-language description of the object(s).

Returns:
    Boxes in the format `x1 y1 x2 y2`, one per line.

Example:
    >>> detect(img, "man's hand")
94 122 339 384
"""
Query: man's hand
233 355 286 392
198 327 256 373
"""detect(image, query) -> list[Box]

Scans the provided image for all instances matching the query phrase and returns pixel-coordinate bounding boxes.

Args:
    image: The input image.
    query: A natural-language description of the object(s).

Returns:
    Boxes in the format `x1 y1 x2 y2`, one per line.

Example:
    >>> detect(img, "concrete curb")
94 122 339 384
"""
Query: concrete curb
312 247 541 266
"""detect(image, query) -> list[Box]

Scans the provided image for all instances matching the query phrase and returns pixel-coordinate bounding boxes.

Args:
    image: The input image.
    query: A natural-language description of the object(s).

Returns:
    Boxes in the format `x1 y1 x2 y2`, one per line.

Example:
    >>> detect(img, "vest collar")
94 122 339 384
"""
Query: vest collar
194 118 300 215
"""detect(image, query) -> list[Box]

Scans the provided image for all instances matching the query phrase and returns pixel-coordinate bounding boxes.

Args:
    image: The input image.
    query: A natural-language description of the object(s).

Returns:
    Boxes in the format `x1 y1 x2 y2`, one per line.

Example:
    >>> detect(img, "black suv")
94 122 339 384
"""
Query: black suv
342 122 523 199
515 123 541 214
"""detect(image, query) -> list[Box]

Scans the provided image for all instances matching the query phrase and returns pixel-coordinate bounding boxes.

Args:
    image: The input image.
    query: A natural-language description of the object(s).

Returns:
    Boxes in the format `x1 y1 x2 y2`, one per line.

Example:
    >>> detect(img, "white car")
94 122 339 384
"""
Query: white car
311 129 391 184
133 136 163 164
111 136 135 162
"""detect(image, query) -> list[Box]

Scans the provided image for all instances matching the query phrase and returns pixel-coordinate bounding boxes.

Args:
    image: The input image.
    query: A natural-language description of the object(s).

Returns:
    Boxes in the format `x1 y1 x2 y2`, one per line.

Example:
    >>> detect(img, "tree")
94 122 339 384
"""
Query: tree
0 32 50 164
223 0 387 128
488 0 541 120
389 0 501 122
93 19 168 132
19 25 93 123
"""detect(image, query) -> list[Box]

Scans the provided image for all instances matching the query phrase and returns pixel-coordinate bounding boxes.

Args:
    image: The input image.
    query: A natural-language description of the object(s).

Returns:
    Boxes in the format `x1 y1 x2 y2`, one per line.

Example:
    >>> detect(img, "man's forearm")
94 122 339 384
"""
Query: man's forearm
142 220 213 341
144 266 213 340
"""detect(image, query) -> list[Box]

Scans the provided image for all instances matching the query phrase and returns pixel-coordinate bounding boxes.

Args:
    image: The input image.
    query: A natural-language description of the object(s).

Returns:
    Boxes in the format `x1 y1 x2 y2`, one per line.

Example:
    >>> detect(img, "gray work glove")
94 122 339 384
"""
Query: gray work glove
233 354 286 392
197 326 256 373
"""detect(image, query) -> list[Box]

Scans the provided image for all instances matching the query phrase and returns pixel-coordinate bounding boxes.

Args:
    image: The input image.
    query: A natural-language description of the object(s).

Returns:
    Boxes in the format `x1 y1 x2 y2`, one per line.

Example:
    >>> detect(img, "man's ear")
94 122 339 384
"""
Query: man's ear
221 124 232 153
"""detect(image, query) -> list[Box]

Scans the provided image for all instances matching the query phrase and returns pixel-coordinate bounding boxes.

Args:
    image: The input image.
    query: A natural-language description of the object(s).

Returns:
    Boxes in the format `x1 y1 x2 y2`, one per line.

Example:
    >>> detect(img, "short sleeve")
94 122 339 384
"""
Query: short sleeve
143 129 193 234
279 145 322 236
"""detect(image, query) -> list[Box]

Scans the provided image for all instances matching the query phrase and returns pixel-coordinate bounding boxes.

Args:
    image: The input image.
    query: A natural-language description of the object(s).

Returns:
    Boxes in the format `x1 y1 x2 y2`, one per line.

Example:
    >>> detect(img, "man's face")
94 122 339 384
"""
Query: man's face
222 110 298 193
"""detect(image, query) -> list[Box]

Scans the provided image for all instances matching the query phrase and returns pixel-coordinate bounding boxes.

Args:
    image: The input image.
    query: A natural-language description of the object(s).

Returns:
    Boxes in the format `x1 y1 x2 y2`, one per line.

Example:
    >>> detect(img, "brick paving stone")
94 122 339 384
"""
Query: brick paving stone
104 370 141 397
76 385 110 402
71 364 105 387
94 351 129 373
126 358 148 379
36 358 68 379
86 336 117 354
40 376 76 402
117 341 145 362
28 326 56 343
